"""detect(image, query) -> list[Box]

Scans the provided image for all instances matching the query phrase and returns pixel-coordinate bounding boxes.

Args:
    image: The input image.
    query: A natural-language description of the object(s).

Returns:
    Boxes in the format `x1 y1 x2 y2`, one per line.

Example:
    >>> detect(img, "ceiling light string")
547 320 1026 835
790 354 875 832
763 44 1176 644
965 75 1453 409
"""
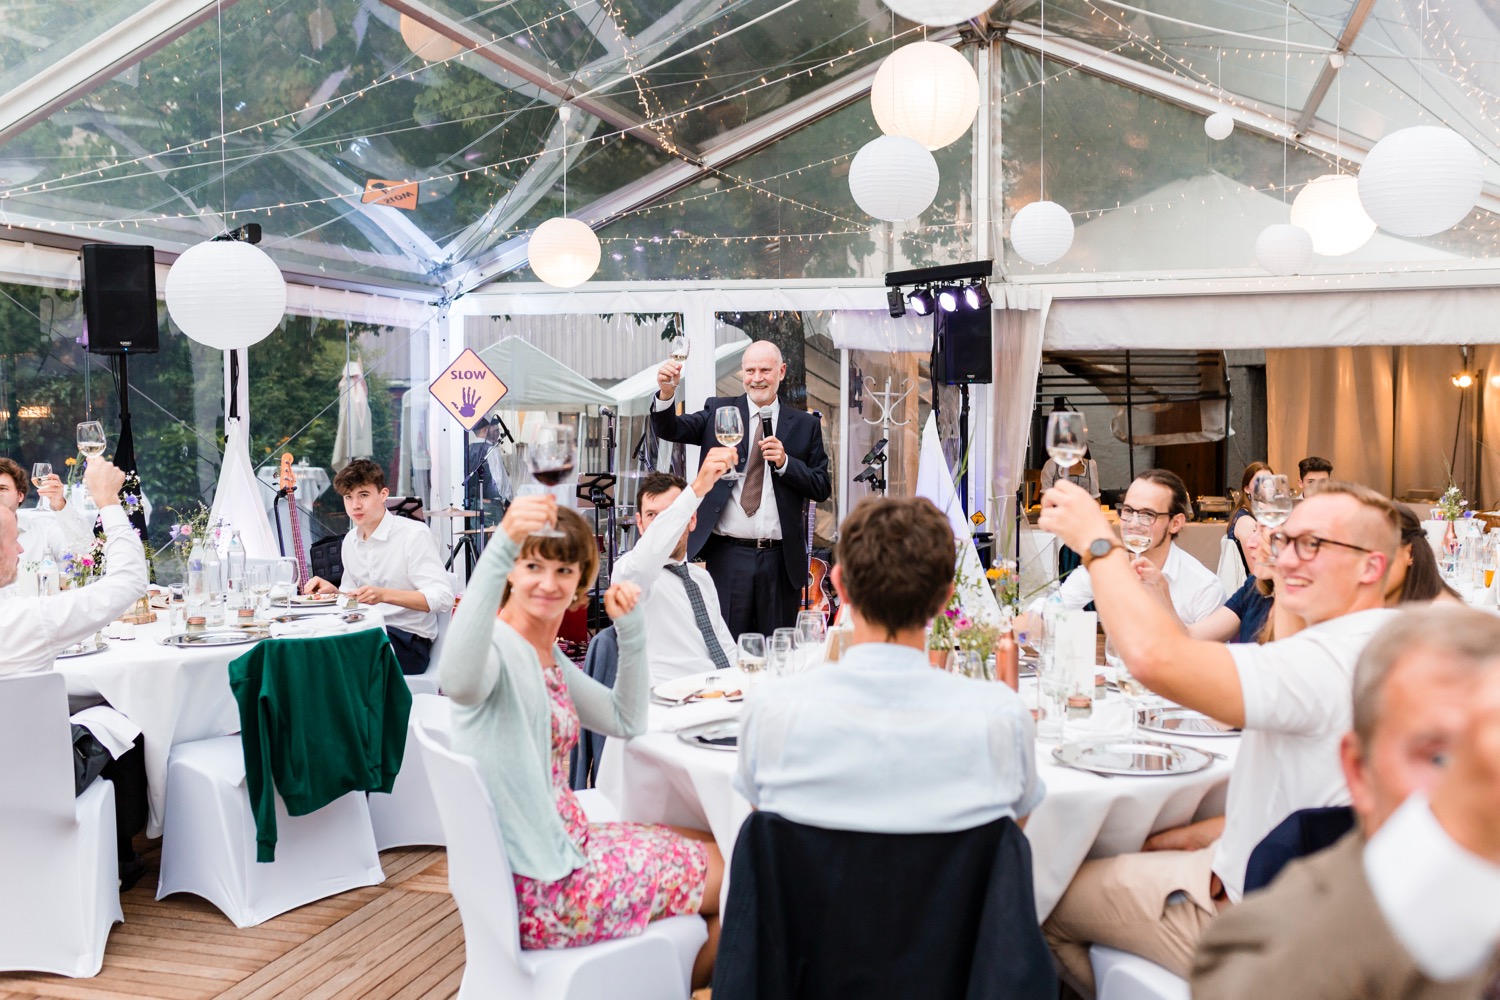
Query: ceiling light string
1281 0 1289 204
1040 0 1046 201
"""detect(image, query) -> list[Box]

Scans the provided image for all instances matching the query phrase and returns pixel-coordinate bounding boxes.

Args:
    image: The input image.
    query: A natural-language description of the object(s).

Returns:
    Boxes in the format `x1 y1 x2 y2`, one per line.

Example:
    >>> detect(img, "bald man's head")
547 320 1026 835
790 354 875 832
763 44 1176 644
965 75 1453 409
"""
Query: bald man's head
0 504 19 589
740 340 787 408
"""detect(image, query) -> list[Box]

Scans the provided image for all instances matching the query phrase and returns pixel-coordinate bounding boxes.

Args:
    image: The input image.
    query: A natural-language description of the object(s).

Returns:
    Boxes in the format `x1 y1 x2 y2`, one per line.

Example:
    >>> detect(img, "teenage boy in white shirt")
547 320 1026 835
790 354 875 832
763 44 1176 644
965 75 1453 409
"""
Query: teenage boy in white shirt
1037 477 1400 991
304 459 454 674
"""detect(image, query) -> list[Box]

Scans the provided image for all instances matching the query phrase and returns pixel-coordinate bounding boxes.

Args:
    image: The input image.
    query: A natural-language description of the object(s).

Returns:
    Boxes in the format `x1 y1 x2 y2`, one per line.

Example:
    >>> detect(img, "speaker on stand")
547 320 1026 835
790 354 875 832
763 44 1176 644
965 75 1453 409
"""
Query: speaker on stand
934 307 992 515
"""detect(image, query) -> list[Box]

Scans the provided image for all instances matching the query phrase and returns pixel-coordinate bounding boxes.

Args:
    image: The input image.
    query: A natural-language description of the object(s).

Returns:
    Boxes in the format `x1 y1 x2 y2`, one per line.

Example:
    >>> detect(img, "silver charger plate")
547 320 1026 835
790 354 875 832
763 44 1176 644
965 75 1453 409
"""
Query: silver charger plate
1053 739 1213 777
676 718 740 752
1137 707 1240 738
57 639 108 658
161 630 270 648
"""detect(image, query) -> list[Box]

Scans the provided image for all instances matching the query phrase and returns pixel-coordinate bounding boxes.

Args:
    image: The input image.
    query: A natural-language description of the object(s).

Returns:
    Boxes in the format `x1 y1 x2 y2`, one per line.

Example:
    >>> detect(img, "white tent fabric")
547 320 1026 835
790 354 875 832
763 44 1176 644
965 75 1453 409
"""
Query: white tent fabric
608 338 751 415
916 414 1000 624
332 358 373 471
990 288 1051 557
475 336 616 412
211 418 280 560
827 310 931 352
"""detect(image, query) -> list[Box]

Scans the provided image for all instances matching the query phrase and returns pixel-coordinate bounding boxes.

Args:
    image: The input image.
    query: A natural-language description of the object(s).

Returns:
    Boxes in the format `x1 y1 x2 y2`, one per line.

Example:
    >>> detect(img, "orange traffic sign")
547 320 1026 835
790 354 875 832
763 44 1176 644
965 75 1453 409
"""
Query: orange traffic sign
430 348 508 431
362 179 419 211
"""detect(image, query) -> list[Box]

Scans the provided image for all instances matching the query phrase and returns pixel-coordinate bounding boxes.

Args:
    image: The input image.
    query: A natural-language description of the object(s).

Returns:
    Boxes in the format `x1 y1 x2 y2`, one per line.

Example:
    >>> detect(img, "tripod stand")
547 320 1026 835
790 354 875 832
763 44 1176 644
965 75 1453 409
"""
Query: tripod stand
577 472 618 631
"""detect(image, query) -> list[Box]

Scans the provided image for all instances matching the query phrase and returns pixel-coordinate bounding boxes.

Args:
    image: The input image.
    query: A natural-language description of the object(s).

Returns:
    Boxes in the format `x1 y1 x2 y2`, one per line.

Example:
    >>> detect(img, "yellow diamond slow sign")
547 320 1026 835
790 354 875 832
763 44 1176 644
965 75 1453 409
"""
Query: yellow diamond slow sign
970 511 987 526
431 348 508 431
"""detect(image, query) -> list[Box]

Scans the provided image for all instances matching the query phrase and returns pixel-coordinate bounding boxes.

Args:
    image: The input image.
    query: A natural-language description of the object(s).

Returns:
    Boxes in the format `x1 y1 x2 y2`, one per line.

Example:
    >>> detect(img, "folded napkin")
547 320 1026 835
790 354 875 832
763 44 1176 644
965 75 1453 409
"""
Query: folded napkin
69 705 142 759
1062 699 1135 740
651 699 743 733
269 616 348 638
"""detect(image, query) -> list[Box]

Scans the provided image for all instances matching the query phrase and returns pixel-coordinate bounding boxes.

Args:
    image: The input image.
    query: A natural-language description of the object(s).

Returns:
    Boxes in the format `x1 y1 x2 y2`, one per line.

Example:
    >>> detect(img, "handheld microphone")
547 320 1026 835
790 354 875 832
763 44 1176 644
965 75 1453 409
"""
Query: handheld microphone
760 413 773 442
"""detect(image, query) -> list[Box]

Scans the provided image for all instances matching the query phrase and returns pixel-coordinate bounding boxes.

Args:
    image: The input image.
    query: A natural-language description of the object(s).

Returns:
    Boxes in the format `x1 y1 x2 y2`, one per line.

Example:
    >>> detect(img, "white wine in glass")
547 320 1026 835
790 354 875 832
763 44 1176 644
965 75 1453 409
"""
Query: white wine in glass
1250 474 1294 529
1122 527 1152 556
1045 412 1087 469
714 407 745 481
76 421 106 458
668 334 690 386
31 462 52 509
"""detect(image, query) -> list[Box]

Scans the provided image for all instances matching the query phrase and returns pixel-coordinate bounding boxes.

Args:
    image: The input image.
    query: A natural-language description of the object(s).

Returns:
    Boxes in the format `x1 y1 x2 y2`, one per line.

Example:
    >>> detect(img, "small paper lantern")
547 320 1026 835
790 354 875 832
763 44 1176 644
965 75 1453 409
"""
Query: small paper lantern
165 240 287 350
870 41 979 151
1357 125 1483 237
848 135 940 222
1009 200 1074 266
1254 223 1314 275
528 217 601 287
1205 111 1234 141
1290 174 1376 256
400 14 464 62
882 0 994 27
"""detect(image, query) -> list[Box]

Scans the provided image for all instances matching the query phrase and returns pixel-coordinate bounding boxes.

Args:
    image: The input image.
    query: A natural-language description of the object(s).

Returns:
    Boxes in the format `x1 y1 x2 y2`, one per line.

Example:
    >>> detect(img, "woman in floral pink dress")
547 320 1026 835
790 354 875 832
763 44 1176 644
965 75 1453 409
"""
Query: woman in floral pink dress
440 493 724 988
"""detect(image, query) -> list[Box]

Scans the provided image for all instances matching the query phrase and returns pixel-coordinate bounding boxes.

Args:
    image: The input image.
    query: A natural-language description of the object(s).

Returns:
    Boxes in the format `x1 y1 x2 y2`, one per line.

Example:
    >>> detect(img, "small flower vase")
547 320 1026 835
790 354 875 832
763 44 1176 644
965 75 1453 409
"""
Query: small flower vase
1444 519 1459 554
928 647 949 670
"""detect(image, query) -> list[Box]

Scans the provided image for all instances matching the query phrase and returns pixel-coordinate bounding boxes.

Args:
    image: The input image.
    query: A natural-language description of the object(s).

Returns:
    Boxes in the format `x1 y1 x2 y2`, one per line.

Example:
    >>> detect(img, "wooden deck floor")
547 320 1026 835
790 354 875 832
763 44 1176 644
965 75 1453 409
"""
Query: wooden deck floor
0 840 466 1000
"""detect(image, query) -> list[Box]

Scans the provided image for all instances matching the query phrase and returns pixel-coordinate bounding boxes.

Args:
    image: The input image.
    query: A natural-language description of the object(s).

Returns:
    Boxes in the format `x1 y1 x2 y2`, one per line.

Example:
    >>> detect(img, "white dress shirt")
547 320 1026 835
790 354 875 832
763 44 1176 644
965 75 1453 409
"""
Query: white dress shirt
17 504 93 564
1 505 148 675
340 511 454 640
611 487 735 684
1364 793 1500 981
1049 540 1226 624
735 642 1045 833
654 393 785 541
1214 607 1399 901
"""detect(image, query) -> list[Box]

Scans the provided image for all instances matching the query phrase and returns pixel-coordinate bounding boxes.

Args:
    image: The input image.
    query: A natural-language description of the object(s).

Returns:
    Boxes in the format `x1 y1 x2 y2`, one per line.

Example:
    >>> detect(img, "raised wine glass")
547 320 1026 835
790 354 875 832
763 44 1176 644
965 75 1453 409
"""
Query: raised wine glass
1250 474 1294 529
526 423 575 538
31 462 52 509
714 406 745 482
668 335 690 387
76 421 106 512
1121 523 1153 558
1045 412 1087 473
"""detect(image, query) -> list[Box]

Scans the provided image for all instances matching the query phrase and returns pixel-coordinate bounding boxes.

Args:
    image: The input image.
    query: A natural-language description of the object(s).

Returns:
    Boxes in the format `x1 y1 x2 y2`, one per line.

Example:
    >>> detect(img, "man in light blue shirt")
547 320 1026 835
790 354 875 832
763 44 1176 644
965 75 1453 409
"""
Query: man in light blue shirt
734 496 1043 833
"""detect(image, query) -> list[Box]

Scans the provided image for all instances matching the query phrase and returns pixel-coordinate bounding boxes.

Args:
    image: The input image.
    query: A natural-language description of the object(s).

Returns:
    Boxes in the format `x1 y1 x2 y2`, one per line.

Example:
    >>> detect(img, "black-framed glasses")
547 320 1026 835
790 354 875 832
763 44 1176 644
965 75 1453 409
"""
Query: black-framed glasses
1117 504 1163 526
1268 532 1372 561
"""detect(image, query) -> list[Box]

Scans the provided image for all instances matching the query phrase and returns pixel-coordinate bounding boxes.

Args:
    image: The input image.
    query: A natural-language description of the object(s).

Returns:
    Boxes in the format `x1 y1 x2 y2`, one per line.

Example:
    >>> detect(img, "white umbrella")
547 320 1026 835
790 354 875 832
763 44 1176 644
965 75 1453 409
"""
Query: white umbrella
332 357 373 471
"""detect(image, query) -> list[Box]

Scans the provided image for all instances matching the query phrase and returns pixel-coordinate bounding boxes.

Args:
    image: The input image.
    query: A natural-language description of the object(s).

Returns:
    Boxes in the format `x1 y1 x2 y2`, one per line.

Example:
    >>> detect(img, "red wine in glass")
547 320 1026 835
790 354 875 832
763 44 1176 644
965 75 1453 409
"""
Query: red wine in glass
532 463 574 487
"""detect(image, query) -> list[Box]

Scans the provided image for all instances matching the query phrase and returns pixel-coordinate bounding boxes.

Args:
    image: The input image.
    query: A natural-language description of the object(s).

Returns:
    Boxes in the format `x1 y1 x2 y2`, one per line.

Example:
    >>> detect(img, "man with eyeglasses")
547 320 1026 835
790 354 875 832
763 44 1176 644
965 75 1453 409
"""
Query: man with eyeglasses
1024 469 1225 631
1037 477 1400 992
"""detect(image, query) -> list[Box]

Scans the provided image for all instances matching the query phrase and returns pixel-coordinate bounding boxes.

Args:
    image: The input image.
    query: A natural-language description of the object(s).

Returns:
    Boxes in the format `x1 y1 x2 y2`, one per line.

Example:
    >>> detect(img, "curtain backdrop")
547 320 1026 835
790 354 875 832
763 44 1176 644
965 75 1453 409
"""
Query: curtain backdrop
990 287 1051 559
1267 344 1500 507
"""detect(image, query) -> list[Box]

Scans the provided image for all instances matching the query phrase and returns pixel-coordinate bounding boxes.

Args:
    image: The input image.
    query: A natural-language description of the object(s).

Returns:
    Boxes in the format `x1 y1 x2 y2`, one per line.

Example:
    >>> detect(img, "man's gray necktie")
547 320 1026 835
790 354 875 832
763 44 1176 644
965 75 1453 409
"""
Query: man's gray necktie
664 562 731 670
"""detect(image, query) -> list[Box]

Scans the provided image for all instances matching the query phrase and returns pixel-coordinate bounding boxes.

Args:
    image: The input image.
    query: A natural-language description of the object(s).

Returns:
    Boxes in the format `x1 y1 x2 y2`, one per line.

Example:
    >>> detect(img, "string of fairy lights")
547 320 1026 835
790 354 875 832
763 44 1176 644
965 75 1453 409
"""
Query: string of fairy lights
4 0 1500 272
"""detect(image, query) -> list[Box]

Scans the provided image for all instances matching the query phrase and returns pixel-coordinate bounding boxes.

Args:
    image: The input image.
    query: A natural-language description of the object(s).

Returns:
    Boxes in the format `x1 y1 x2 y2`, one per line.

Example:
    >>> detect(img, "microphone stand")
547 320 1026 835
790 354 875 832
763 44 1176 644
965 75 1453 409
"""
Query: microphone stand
271 485 290 557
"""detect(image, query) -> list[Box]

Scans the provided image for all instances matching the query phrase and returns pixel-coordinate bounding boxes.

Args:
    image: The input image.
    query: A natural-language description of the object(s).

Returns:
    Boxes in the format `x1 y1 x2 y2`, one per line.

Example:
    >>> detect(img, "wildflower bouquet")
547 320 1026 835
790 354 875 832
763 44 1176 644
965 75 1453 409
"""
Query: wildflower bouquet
59 534 106 589
1437 484 1470 522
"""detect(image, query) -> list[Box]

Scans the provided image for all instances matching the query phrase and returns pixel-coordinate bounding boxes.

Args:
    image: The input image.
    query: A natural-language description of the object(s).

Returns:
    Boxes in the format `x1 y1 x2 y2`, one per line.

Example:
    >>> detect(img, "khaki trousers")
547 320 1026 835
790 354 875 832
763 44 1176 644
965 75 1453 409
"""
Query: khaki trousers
1043 845 1221 996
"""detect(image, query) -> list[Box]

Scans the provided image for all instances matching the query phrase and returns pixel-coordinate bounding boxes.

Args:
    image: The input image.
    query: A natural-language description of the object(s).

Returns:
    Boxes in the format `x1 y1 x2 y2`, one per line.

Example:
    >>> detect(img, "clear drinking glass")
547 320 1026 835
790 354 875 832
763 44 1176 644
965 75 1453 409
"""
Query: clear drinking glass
768 629 796 677
714 407 745 482
668 334 690 386
526 423 576 538
248 564 272 615
76 421 106 512
795 610 826 646
30 462 52 509
273 558 299 611
1250 474 1294 528
737 632 766 689
1121 524 1152 557
1045 412 1087 470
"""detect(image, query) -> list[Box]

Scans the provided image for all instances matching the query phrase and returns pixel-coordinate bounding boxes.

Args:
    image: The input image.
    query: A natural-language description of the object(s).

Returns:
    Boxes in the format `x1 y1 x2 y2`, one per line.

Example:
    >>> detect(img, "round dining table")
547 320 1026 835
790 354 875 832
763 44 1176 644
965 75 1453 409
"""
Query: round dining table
54 604 387 837
596 672 1239 921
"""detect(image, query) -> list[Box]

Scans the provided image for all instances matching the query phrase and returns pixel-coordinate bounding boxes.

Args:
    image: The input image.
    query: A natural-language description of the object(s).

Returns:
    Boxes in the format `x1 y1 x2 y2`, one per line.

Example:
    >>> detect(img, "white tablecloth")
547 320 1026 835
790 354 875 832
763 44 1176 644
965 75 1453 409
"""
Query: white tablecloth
55 606 386 837
597 680 1238 921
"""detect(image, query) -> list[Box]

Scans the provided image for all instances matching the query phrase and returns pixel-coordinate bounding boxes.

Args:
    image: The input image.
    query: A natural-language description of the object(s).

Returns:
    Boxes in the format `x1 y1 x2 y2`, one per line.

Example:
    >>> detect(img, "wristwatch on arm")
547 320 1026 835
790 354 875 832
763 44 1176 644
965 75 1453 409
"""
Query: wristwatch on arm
1082 537 1121 569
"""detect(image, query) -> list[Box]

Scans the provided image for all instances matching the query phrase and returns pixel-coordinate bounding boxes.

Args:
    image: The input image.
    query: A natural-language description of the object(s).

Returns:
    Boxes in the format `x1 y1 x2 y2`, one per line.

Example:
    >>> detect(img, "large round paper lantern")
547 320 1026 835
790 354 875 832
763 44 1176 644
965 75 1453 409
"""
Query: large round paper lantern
165 240 287 350
1290 174 1376 256
1009 200 1074 266
1254 223 1314 275
882 0 994 27
528 217 601 287
1357 126 1483 237
1205 111 1235 141
400 14 464 62
848 135 939 222
870 42 979 151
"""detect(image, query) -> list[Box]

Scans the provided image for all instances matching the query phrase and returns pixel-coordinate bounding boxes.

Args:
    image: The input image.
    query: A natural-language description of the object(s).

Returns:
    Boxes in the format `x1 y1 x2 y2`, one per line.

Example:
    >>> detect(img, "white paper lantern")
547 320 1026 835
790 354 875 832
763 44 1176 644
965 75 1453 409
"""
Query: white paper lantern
400 14 464 62
528 217 601 287
870 42 979 151
1357 125 1483 237
165 240 287 351
1254 223 1314 275
1009 200 1074 266
882 0 994 27
1289 174 1376 256
1204 111 1235 141
848 135 940 222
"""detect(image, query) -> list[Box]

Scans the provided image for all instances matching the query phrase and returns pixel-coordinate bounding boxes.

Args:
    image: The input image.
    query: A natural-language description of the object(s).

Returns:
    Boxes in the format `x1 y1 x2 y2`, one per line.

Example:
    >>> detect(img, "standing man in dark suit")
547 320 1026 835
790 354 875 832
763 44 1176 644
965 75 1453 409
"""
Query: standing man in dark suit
652 340 831 638
465 416 513 531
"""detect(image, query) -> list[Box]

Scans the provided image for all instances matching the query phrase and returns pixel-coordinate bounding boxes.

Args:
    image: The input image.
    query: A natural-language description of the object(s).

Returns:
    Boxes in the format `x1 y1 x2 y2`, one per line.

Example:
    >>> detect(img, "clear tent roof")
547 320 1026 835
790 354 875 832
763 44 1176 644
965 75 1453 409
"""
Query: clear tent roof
1 0 1497 293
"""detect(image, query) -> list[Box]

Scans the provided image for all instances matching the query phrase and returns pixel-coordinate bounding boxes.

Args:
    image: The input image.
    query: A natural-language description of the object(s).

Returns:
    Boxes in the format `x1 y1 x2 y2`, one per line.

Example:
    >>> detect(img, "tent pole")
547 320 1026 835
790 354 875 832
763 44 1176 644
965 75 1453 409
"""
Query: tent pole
1125 350 1136 480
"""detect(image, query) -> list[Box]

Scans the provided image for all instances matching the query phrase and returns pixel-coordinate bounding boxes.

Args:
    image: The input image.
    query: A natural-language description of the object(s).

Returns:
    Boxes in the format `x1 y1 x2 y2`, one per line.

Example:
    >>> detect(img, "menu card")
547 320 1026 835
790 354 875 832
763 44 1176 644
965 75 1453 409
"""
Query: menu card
1053 609 1098 696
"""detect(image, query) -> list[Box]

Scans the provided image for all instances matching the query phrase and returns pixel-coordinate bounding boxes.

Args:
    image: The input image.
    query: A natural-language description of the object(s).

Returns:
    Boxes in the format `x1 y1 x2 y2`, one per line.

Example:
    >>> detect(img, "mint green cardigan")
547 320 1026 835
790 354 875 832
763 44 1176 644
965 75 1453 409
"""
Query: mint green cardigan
438 533 649 881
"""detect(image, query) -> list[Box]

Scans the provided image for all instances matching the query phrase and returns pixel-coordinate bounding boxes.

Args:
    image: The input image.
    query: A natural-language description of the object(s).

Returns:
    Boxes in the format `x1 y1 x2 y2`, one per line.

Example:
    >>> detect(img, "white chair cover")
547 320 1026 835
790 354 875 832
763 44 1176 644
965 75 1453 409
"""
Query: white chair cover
1216 534 1247 595
157 735 384 928
412 724 706 1000
0 672 122 977
370 694 452 850
1090 945 1190 1000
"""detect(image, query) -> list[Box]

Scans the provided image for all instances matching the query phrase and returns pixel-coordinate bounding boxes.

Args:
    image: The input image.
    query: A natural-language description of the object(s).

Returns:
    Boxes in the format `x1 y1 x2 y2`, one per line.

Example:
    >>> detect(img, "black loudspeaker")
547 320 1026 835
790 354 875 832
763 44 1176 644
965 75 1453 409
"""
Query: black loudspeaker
82 243 159 355
935 307 992 384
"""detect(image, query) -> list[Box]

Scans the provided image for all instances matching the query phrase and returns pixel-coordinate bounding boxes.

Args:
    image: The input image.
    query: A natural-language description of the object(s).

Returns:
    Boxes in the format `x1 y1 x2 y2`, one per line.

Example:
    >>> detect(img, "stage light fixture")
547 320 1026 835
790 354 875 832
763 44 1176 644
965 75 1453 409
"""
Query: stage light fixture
907 287 935 316
962 280 991 310
887 287 906 318
1453 370 1476 389
936 286 959 312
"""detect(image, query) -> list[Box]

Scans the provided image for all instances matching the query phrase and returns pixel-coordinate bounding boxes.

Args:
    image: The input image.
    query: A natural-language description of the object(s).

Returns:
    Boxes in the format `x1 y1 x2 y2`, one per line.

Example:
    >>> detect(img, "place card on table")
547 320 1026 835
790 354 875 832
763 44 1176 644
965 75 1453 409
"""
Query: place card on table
1052 609 1098 696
